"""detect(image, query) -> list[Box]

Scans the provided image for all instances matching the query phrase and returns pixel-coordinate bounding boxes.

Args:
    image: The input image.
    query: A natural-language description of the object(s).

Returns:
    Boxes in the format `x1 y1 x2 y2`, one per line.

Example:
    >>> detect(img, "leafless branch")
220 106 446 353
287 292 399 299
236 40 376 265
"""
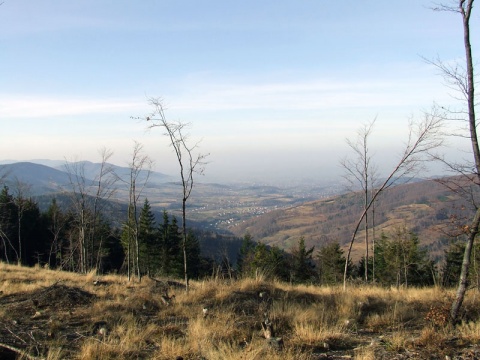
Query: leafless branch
343 109 444 289
143 97 209 291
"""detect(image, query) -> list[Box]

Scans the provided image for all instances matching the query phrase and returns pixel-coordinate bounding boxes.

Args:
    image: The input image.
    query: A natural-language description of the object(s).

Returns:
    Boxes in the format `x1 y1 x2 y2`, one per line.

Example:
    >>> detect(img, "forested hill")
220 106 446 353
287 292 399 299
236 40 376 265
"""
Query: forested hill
229 177 474 262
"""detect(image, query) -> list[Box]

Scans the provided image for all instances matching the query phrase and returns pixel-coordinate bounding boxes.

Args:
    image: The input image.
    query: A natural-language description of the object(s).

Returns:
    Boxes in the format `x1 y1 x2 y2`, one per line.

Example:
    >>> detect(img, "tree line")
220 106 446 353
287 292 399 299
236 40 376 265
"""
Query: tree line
0 185 204 276
235 228 478 289
1 177 479 290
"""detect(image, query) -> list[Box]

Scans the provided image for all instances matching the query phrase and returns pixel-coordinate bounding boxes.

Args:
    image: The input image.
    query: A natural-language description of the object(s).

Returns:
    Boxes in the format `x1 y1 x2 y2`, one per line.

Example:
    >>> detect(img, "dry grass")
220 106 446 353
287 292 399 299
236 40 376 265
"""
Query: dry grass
1 264 480 359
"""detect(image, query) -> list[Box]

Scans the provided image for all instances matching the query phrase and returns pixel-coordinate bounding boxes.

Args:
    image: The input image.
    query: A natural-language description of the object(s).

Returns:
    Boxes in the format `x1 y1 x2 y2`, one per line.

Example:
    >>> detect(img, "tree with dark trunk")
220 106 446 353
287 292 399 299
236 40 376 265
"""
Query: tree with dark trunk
427 0 477 323
122 141 151 281
341 119 377 282
144 98 208 291
342 113 443 289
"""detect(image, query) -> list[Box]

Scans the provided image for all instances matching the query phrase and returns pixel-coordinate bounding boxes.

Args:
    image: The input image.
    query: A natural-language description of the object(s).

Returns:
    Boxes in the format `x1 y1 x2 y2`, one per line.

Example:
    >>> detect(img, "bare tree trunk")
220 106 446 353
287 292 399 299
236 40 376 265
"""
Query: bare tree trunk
145 98 208 292
443 0 478 324
182 197 188 289
452 208 480 320
92 148 117 272
343 113 443 290
0 227 14 264
372 196 376 282
80 209 86 273
364 202 369 282
64 160 89 273
341 119 376 284
13 180 31 266
123 141 151 282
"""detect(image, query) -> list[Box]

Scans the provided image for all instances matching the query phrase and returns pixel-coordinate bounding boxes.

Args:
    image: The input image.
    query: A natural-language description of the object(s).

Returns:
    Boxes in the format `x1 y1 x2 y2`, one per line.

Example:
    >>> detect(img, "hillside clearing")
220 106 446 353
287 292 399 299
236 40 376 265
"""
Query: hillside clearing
1 263 480 359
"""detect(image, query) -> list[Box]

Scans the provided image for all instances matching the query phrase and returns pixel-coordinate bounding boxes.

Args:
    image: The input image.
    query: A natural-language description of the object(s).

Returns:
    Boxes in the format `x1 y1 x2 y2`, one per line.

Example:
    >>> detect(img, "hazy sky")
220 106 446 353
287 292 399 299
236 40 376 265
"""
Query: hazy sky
0 1 477 184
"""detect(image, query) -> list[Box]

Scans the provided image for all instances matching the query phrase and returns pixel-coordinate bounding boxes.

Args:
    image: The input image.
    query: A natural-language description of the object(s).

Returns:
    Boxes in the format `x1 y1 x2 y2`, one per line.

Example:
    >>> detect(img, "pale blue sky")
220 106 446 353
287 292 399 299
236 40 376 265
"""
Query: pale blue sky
0 1 476 183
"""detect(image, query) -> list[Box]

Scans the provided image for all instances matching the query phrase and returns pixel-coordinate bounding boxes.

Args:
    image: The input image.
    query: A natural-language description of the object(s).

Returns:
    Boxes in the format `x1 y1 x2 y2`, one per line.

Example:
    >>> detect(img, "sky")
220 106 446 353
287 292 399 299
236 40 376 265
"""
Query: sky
0 1 478 185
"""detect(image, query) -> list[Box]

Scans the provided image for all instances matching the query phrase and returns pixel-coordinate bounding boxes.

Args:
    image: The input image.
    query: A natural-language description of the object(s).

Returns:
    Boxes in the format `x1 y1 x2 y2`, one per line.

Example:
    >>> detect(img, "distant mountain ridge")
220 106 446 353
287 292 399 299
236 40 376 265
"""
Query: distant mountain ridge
0 161 174 195
0 162 72 195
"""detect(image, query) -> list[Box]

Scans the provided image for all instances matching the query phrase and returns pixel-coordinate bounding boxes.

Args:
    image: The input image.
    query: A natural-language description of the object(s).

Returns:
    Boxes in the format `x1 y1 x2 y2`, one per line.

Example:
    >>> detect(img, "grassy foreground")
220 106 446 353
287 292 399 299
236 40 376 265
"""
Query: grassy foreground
1 263 480 359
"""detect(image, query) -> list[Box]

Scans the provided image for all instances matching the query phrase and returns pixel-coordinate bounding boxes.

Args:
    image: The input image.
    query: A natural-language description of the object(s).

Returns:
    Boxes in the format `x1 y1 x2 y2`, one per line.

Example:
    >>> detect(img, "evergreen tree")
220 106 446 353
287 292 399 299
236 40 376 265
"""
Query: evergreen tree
317 242 349 285
138 198 158 275
20 199 45 266
92 215 117 273
185 230 201 279
290 237 315 283
374 227 434 287
442 240 480 288
158 213 183 277
268 245 289 281
43 198 69 269
237 233 256 275
120 206 136 278
243 242 289 280
102 228 124 273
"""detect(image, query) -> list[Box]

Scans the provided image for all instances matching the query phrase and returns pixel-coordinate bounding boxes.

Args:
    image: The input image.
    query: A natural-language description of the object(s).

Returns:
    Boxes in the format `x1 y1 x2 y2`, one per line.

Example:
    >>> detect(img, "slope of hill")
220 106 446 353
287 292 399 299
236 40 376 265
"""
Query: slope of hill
54 161 174 185
0 162 72 194
0 161 174 195
228 178 473 262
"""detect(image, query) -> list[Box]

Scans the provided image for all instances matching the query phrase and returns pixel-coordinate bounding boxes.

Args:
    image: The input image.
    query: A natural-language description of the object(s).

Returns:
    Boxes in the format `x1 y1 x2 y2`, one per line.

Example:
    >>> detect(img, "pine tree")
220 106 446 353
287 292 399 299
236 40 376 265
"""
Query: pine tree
19 198 44 266
44 198 68 269
158 213 183 277
442 240 480 288
102 228 124 273
291 237 315 283
138 198 158 275
374 227 434 288
185 230 201 279
237 233 256 275
317 242 349 285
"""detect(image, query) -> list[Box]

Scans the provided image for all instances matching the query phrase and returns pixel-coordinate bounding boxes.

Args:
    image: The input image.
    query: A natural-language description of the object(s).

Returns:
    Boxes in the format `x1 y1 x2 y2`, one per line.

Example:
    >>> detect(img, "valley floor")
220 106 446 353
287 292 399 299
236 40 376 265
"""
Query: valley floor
0 263 479 359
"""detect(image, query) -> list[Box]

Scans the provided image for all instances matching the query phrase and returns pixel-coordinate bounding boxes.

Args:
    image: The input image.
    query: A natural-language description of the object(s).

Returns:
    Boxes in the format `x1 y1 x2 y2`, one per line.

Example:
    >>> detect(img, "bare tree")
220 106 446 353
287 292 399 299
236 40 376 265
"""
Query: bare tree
426 0 477 323
64 149 118 273
145 98 208 291
121 141 151 281
343 112 444 290
0 189 16 264
91 148 118 271
12 178 32 265
64 159 89 273
341 119 377 282
46 198 67 269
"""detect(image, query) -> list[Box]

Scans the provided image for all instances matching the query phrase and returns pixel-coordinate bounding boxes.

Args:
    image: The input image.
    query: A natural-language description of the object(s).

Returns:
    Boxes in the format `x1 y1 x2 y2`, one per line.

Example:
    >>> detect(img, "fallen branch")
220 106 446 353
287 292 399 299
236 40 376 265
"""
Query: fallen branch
0 342 45 360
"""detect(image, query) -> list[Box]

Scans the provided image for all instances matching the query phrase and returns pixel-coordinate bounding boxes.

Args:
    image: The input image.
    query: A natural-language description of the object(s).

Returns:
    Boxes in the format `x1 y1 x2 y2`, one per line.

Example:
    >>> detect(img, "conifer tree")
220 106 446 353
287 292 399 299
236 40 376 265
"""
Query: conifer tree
291 237 315 283
237 233 256 275
185 230 201 279
138 198 157 274
317 242 348 285
44 198 68 269
374 228 434 287
159 213 183 277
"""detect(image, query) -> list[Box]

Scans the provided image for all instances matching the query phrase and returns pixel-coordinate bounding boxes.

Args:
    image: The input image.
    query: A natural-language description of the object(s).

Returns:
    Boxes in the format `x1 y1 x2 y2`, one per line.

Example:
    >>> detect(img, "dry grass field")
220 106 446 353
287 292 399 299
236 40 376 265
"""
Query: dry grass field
1 263 480 359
